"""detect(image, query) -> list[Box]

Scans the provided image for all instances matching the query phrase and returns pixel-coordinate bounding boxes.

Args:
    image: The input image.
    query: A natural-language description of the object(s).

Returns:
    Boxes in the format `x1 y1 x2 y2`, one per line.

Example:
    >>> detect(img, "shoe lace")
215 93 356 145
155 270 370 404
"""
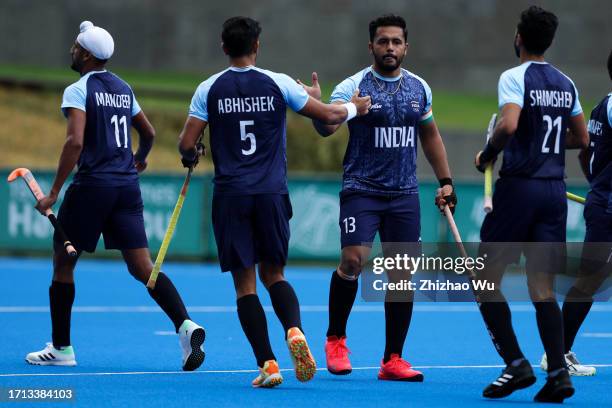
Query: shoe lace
565 352 580 365
388 356 411 370
329 339 351 359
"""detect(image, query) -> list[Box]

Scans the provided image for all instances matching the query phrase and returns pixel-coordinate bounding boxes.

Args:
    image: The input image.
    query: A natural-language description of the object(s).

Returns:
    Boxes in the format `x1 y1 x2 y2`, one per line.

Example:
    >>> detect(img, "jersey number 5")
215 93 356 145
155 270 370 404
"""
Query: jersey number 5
541 115 562 154
240 120 256 155
111 115 128 148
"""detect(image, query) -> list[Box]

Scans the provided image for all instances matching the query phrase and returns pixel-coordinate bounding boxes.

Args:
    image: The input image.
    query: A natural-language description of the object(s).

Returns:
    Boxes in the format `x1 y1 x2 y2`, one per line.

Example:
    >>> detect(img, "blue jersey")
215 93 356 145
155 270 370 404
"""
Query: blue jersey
189 66 309 195
330 67 433 194
61 70 141 186
497 61 582 179
586 94 612 207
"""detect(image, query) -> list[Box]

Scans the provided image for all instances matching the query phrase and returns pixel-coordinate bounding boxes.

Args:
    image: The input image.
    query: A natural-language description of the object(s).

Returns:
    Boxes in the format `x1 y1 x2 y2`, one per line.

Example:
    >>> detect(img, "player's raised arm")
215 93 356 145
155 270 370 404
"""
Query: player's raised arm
299 90 370 127
298 72 370 135
132 111 156 173
298 72 342 136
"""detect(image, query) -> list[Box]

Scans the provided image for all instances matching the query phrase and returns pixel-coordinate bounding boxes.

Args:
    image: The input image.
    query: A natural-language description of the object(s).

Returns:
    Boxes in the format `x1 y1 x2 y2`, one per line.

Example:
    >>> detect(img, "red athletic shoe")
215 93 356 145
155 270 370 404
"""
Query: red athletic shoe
325 336 352 375
378 354 424 382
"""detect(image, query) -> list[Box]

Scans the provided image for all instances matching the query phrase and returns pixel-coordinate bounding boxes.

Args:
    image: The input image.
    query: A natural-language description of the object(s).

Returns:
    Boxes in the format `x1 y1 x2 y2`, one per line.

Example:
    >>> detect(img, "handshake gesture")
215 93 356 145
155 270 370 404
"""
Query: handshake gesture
299 71 371 117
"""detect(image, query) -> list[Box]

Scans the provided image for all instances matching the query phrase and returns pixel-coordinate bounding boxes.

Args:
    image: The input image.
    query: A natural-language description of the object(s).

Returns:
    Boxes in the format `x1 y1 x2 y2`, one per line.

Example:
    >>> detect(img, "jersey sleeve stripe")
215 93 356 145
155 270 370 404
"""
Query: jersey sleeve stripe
420 109 433 122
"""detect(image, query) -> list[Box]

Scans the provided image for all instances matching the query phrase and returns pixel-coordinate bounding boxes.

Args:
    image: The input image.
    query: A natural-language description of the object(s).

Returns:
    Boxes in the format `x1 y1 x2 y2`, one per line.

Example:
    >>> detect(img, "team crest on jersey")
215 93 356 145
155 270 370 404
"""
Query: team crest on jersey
410 101 420 112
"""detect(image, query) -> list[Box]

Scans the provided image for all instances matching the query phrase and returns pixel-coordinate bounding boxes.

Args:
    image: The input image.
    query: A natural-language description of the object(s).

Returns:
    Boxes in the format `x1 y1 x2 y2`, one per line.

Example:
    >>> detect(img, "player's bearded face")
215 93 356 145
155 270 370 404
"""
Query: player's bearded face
70 43 85 72
371 28 407 73
373 48 404 72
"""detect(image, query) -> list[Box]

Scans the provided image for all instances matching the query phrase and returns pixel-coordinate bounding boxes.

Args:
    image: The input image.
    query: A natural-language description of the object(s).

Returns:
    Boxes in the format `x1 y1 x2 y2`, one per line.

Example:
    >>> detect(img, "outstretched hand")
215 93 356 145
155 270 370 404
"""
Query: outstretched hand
351 89 371 116
297 72 322 101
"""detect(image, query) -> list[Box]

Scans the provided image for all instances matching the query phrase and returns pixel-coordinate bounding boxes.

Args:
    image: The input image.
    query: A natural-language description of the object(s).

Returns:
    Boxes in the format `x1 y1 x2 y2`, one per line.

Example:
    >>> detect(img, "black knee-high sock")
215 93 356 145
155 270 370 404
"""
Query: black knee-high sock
562 287 593 353
383 301 413 362
237 294 276 367
50 281 75 348
534 301 565 372
147 272 189 332
326 270 358 338
268 280 302 335
478 301 525 365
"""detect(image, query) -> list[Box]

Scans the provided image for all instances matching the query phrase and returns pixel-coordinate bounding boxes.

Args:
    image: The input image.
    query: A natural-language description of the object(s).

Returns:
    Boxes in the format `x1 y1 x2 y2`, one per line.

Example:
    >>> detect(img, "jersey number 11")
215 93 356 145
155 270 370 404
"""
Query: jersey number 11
111 115 128 148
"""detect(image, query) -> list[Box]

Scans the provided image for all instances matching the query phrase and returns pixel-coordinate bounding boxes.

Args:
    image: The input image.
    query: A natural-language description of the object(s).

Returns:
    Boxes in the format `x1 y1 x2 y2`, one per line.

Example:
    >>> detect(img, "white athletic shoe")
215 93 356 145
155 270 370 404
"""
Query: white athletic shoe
178 319 205 371
25 343 76 366
540 351 596 376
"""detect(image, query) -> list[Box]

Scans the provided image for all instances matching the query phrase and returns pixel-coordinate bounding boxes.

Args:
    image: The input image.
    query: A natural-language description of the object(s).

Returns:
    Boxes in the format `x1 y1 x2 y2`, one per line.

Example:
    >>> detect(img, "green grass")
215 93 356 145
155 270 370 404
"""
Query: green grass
0 64 503 132
0 64 203 93
1 64 597 172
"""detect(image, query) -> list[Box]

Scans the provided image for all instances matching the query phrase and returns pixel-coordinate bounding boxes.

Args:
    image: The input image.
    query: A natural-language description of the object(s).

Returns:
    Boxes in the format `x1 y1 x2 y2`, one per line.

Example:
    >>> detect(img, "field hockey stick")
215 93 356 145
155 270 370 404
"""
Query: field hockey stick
483 113 497 213
566 191 586 204
7 168 77 257
146 165 194 289
443 205 476 280
443 205 507 352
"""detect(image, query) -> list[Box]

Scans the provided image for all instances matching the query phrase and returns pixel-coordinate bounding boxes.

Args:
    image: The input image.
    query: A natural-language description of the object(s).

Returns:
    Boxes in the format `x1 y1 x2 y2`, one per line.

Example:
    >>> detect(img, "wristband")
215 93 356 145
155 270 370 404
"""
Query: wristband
343 102 357 122
479 141 502 165
439 178 453 188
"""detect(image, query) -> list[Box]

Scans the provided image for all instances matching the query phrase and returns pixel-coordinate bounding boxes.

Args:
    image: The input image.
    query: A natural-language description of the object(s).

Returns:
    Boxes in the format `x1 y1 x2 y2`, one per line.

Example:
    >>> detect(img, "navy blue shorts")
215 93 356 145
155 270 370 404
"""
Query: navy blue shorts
584 196 612 243
580 198 612 274
481 178 567 243
212 193 292 272
480 178 567 268
55 183 148 253
339 190 420 248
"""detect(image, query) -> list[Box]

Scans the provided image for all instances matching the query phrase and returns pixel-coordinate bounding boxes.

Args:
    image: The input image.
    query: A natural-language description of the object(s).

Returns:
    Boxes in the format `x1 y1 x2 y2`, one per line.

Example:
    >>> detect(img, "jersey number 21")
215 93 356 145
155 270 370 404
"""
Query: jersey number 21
541 115 562 154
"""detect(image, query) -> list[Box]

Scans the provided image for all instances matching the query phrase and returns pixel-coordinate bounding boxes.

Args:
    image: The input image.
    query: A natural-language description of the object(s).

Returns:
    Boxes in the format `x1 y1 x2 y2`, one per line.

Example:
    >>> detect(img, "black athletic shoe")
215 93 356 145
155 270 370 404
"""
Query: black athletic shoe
534 369 574 403
483 360 536 399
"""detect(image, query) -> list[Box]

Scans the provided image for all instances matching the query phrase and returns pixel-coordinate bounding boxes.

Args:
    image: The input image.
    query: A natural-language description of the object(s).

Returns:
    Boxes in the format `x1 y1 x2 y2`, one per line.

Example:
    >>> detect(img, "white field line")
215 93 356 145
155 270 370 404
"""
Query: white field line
1 304 611 313
1 364 611 378
581 333 612 338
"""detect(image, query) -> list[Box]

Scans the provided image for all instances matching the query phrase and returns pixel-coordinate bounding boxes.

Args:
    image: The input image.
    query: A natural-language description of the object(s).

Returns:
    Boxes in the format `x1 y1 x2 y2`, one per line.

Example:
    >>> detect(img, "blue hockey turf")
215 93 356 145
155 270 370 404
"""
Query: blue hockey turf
0 257 610 407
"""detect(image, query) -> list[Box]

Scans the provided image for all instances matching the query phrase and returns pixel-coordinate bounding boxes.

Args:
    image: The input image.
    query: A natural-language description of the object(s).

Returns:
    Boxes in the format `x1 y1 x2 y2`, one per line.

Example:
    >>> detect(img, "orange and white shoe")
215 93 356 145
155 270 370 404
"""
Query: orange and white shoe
252 360 283 388
378 354 424 382
325 336 352 375
286 327 316 382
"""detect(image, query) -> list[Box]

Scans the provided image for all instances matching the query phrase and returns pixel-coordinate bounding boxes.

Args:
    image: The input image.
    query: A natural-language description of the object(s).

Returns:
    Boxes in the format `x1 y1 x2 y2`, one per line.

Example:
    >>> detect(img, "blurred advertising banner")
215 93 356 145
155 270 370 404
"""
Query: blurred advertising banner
0 170 207 256
0 169 590 260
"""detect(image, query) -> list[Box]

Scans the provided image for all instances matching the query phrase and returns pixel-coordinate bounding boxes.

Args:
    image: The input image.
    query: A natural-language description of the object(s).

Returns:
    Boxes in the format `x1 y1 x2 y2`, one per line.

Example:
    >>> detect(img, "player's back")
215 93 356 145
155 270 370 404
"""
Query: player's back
586 93 612 205
62 71 139 186
190 66 308 195
499 62 581 179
